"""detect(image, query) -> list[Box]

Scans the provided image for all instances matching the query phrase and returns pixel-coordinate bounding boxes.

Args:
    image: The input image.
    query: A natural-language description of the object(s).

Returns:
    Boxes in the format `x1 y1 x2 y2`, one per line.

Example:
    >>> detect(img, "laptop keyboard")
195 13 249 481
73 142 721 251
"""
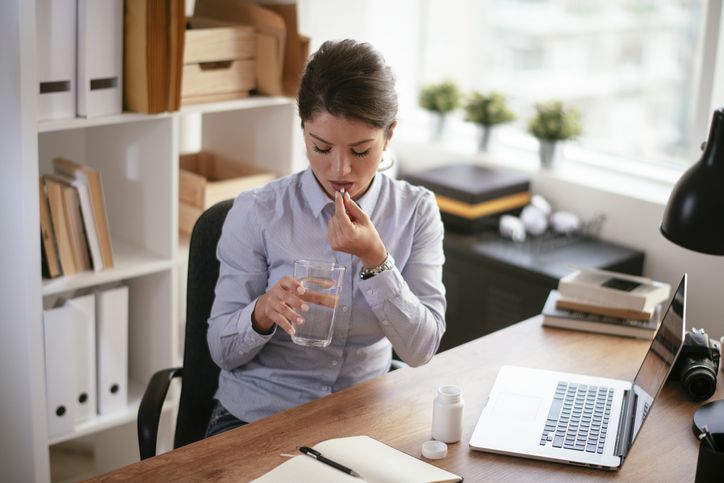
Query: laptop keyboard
539 381 614 454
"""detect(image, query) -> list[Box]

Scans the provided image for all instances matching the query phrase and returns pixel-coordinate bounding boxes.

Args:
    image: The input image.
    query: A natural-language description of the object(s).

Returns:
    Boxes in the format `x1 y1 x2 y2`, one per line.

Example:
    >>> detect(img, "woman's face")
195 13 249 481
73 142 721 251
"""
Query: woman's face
303 111 395 201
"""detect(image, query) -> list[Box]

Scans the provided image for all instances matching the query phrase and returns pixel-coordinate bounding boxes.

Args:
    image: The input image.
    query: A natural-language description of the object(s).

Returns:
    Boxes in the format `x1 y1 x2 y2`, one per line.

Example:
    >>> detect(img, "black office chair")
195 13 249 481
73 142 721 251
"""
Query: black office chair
137 199 231 460
137 199 408 460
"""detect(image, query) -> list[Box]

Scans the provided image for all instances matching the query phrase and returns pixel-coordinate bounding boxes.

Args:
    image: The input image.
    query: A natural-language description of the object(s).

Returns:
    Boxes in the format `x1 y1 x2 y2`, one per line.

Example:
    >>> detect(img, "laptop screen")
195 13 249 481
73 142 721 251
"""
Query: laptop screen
628 275 686 448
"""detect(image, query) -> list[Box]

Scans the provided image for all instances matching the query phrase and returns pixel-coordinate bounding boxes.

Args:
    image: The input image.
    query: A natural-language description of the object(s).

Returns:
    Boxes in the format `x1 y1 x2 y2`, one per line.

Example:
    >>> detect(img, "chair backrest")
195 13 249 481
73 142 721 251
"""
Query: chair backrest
174 199 233 449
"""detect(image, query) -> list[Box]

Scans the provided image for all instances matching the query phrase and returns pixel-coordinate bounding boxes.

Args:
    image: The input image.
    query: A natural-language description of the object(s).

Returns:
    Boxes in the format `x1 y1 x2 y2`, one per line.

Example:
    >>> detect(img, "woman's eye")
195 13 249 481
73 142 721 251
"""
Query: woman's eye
313 145 331 154
351 149 370 158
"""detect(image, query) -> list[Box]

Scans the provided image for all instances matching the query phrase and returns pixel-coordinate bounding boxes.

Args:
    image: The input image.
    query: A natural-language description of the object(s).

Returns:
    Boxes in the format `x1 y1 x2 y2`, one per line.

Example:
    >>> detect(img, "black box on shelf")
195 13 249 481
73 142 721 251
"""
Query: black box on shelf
402 163 531 233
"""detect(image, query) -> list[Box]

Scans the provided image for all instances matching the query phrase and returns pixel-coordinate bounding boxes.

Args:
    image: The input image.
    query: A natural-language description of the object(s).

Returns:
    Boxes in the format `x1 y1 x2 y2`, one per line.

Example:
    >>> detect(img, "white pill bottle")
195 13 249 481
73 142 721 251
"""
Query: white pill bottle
431 385 464 443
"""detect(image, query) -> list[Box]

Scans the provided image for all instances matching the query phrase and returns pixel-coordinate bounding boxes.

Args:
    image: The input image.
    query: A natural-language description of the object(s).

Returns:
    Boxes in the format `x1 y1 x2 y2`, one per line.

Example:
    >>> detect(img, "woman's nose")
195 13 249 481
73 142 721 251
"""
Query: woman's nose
334 154 352 176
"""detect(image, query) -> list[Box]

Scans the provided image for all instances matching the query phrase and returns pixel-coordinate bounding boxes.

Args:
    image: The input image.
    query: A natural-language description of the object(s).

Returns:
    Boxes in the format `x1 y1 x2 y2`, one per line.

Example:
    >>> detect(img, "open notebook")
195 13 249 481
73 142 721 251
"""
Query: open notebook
251 435 462 483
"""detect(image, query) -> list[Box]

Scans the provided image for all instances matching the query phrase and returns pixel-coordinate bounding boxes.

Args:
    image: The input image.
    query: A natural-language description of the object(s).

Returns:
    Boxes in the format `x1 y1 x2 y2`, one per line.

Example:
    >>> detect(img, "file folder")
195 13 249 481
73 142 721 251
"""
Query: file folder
77 0 124 117
66 294 97 423
36 0 77 121
96 286 129 414
43 304 76 438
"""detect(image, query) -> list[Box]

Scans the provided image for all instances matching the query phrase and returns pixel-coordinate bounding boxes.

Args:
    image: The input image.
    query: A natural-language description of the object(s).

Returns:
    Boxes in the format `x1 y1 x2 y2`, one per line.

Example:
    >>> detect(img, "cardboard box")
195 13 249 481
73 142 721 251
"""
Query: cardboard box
403 163 531 233
181 17 257 105
179 151 277 234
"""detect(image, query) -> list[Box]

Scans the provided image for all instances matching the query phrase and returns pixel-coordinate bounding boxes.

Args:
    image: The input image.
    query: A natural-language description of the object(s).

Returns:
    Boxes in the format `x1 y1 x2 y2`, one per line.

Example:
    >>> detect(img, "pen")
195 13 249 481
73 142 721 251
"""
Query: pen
299 446 361 478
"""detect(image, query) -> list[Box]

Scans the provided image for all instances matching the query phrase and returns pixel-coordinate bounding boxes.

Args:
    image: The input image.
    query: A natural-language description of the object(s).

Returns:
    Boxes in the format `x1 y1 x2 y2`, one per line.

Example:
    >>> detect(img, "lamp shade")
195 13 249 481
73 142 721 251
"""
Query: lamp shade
660 108 724 255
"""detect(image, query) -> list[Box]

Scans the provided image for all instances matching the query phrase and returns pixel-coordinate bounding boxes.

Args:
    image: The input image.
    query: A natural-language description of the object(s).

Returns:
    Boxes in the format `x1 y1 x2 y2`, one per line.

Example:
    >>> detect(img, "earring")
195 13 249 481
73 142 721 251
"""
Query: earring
378 151 396 172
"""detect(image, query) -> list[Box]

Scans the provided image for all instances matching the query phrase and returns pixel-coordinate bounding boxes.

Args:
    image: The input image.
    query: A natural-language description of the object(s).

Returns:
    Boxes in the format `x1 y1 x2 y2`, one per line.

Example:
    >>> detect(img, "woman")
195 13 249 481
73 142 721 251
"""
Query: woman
206 39 446 436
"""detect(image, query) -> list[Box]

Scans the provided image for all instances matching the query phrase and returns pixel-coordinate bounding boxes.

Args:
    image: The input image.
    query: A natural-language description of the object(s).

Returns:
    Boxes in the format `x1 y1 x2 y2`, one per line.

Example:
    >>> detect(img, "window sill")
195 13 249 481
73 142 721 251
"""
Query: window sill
392 120 684 208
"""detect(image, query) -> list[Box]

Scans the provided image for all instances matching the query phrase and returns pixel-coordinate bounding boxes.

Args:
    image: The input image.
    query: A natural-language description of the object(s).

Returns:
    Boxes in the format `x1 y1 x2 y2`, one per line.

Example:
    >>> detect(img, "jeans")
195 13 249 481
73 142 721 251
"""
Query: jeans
205 400 247 438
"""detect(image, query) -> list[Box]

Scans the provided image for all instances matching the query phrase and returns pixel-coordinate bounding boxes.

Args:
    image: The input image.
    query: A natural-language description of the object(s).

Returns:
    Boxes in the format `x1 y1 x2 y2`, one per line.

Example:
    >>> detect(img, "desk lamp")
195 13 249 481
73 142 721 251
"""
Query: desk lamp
661 106 724 438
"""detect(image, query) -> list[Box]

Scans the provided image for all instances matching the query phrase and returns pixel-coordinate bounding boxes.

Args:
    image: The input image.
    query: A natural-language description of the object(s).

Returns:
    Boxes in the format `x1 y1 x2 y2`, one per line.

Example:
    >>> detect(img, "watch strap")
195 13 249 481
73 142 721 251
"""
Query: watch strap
360 253 394 280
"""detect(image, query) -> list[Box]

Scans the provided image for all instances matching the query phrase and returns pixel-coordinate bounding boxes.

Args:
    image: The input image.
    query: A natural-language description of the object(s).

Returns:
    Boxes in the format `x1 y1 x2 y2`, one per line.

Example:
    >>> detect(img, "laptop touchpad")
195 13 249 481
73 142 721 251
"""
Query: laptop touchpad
492 392 543 422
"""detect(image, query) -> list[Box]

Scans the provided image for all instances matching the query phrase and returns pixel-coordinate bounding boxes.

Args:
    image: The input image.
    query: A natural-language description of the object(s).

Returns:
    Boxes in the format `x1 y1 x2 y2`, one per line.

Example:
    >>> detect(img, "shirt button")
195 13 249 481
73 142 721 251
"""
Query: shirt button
342 305 349 312
331 360 338 366
367 289 374 295
381 320 389 326
321 385 330 392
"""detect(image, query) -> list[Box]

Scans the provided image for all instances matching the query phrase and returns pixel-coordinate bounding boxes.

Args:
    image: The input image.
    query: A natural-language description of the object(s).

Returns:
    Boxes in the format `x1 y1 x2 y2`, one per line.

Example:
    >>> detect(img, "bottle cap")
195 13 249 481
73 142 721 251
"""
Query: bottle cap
421 440 448 459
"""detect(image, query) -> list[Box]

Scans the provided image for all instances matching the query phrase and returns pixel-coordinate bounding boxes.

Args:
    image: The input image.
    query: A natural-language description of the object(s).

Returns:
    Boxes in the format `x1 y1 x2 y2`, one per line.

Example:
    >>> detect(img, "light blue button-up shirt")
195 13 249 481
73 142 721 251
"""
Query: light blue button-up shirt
208 167 446 422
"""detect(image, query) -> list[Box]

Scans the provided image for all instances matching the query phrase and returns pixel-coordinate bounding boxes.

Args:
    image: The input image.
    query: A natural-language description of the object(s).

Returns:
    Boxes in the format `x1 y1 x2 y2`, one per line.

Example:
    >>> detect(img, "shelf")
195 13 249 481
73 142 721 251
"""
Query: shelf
38 111 170 134
48 379 176 446
179 95 294 115
37 96 294 133
42 239 174 296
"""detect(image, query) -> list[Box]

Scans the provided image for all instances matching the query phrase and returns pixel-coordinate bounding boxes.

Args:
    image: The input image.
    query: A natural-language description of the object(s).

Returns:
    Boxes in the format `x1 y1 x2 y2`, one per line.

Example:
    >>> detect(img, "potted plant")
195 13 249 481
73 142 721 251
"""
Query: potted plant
464 91 516 151
419 80 462 140
527 100 582 167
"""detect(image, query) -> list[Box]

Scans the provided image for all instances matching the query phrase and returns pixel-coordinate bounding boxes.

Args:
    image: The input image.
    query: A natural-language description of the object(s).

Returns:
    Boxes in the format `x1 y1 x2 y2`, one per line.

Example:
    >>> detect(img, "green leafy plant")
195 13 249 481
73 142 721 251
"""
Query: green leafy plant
418 81 462 114
527 100 582 141
464 91 516 127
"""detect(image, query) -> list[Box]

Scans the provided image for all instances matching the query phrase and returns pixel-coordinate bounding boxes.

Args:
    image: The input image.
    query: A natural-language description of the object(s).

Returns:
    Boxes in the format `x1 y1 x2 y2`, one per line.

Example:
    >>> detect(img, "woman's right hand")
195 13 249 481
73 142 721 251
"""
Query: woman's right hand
252 276 309 335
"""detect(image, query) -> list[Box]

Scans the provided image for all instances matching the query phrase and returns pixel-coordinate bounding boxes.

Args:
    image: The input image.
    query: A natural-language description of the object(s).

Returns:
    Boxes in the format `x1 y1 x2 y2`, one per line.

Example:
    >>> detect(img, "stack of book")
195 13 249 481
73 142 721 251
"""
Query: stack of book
542 268 671 339
39 158 114 279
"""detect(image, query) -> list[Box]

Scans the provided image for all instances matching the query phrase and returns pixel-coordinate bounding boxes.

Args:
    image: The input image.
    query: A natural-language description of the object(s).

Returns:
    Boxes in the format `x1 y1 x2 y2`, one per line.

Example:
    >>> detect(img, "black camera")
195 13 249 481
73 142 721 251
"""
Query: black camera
669 328 720 402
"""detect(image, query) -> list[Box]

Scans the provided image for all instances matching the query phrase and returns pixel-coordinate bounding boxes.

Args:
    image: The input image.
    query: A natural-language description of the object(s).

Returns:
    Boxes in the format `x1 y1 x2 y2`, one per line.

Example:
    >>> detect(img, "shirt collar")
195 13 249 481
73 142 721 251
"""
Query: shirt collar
301 167 382 218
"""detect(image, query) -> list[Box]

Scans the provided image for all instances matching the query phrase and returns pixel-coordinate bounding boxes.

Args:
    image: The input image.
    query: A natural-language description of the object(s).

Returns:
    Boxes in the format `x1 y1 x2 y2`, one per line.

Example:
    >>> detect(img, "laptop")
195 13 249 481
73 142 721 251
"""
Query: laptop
469 274 687 470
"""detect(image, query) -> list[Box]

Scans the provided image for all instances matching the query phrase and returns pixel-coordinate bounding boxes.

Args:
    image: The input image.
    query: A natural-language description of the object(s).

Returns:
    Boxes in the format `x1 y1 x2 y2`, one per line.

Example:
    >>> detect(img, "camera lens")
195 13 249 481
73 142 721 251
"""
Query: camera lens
682 366 717 402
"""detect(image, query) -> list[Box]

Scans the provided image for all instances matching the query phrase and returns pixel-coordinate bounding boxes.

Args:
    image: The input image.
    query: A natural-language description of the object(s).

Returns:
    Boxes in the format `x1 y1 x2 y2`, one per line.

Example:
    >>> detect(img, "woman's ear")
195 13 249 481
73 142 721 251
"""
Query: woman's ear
384 121 398 149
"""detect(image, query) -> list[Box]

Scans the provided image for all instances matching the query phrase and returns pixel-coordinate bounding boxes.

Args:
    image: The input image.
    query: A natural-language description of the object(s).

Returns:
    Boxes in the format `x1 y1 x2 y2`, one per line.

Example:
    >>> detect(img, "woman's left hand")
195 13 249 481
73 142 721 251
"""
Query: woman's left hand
328 191 387 268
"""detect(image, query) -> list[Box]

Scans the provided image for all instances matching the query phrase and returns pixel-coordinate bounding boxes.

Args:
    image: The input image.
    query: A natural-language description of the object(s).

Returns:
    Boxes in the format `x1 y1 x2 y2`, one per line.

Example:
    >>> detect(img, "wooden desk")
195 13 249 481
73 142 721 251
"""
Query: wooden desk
93 316 722 482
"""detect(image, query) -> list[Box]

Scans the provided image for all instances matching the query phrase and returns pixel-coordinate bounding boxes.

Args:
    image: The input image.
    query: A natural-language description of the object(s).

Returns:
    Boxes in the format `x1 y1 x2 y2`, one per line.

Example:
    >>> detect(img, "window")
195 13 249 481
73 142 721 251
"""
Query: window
299 0 718 171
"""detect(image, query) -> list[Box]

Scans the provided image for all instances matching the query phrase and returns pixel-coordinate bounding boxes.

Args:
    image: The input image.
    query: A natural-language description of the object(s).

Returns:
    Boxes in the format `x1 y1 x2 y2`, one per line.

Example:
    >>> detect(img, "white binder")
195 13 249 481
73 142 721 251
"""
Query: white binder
96 286 128 414
76 0 123 117
36 0 76 121
66 293 97 423
43 304 76 438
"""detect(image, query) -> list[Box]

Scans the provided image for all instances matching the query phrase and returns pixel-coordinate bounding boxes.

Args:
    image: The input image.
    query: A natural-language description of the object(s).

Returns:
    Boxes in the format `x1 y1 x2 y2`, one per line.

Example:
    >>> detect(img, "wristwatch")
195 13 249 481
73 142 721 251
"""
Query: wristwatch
360 253 394 280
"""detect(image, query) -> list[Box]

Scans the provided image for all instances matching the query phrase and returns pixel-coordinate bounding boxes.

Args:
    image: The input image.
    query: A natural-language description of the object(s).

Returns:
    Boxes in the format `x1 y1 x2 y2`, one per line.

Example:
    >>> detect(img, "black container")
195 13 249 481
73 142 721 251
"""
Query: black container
403 163 531 233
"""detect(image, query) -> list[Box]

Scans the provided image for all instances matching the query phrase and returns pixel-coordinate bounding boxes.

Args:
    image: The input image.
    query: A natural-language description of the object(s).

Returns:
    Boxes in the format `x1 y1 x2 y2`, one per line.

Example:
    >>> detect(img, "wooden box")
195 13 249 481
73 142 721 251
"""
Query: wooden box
179 151 277 235
181 18 257 105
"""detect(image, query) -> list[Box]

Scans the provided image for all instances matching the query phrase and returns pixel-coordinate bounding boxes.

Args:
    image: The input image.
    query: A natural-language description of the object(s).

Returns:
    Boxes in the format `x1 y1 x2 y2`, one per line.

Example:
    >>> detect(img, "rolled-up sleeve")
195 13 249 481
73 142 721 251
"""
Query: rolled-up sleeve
207 196 274 371
360 191 446 367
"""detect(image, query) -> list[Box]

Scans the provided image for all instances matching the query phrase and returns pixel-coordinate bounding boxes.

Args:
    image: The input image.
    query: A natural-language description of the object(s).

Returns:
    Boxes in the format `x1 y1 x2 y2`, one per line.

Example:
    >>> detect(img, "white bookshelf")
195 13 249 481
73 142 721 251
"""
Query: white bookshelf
2 3 302 480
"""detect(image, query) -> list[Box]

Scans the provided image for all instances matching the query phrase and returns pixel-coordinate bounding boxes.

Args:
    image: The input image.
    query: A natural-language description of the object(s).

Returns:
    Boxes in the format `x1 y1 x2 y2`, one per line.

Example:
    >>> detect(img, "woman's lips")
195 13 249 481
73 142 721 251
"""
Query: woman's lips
330 181 353 193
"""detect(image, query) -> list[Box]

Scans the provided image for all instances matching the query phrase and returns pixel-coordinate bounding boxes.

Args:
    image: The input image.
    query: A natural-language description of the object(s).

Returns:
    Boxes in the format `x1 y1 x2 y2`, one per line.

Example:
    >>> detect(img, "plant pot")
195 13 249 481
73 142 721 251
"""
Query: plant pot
478 125 492 151
538 140 559 168
431 112 448 141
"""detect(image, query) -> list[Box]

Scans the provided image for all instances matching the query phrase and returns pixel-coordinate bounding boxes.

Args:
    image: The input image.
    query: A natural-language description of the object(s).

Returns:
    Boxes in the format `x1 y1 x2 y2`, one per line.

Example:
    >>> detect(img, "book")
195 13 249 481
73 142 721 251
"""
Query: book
59 181 93 272
251 435 462 483
50 172 103 271
123 0 186 113
53 158 114 269
558 267 670 312
43 176 78 275
542 290 659 339
39 177 61 278
555 296 652 321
